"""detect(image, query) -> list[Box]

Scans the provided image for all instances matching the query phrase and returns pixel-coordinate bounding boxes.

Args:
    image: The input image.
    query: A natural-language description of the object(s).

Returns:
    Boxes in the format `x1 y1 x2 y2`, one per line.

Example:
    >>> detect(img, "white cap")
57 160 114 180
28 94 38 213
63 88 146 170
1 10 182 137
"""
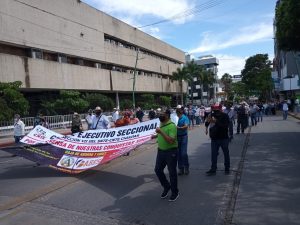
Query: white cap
176 105 182 109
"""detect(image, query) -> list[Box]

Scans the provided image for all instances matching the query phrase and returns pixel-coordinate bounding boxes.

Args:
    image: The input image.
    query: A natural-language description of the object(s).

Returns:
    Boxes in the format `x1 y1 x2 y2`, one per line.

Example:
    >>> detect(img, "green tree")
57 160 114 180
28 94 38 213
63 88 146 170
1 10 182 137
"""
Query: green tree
196 67 216 103
120 99 133 110
241 54 273 100
173 60 215 105
137 94 158 109
221 73 233 100
0 81 29 121
159 96 171 107
275 0 300 51
275 0 300 79
172 66 188 105
231 81 248 101
84 93 114 111
42 90 89 114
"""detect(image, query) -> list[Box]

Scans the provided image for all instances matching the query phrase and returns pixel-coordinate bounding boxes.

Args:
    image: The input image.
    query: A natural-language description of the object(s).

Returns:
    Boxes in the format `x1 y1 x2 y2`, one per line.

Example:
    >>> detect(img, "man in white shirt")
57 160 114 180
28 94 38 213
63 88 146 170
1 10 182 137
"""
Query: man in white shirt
85 109 94 130
13 114 25 144
112 108 119 123
282 100 289 120
92 106 111 129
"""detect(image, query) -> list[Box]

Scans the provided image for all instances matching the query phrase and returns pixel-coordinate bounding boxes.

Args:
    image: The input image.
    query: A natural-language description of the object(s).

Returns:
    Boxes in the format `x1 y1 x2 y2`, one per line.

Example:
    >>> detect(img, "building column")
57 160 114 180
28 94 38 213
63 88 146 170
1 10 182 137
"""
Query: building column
116 92 120 109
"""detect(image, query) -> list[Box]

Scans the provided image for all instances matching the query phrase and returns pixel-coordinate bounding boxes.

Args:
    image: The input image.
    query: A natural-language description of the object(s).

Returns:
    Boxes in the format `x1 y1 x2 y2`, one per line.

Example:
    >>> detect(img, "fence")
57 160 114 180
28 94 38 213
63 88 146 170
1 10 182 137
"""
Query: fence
0 111 151 137
0 114 88 137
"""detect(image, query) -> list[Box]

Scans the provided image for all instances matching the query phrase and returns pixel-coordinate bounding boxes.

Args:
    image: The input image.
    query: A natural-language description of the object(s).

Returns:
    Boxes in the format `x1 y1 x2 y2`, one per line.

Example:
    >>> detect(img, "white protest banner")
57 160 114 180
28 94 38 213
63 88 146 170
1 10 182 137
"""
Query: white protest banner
20 119 159 173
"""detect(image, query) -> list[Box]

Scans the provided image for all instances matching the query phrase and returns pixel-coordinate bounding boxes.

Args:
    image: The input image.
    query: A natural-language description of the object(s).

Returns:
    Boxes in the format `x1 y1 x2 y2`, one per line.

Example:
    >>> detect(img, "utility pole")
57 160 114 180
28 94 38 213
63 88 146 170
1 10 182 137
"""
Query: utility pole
132 49 139 110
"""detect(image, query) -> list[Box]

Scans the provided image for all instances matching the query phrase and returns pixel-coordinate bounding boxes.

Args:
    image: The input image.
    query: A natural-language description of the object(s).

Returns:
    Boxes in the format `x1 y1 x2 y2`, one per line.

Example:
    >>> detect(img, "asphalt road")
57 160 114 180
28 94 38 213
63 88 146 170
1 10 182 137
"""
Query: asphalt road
0 114 299 225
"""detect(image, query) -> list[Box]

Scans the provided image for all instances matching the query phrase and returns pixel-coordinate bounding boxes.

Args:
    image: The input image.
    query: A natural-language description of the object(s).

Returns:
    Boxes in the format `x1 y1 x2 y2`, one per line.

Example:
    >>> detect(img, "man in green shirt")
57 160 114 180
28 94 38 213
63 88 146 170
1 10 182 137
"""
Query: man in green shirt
152 109 179 202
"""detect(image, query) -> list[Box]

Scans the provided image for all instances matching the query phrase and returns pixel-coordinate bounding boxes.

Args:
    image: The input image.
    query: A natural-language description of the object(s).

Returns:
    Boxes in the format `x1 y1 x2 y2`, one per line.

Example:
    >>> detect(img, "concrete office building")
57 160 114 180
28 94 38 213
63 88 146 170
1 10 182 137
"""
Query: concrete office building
0 0 186 108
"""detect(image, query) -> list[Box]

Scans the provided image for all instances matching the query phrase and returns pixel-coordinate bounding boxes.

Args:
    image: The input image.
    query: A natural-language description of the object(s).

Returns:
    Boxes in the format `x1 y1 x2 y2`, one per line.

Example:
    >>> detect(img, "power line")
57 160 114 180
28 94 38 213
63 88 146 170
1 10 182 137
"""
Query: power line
138 0 229 28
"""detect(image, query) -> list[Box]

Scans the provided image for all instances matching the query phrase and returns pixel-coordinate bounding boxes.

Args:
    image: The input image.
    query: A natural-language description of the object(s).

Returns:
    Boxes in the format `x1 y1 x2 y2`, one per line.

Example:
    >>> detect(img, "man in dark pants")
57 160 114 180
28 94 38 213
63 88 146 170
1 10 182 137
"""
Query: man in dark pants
205 103 230 175
237 103 247 134
152 109 179 202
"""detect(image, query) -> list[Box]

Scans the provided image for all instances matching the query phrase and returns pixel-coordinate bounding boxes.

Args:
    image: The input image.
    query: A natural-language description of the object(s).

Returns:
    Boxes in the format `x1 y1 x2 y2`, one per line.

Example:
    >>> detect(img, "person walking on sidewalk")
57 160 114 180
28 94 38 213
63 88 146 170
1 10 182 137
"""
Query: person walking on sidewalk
176 107 190 175
282 100 289 120
205 103 230 176
152 109 179 202
13 114 25 144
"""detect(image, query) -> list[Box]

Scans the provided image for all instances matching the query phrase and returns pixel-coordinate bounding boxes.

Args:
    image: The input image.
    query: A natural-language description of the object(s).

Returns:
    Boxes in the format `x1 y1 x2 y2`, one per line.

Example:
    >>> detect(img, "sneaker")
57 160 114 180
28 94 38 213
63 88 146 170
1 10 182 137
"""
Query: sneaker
184 168 189 175
160 187 170 199
225 169 230 175
169 192 179 202
206 169 216 176
178 168 184 176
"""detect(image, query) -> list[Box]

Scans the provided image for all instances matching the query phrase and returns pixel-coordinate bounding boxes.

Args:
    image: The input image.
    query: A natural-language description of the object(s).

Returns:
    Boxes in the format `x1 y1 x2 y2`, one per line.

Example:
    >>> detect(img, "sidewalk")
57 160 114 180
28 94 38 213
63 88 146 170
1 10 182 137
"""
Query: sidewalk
232 115 300 225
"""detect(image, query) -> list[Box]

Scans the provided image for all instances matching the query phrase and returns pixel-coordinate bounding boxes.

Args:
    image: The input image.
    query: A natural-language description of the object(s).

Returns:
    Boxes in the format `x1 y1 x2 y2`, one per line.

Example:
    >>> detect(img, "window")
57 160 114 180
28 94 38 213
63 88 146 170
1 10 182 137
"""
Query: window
95 63 101 68
58 54 67 63
31 49 43 59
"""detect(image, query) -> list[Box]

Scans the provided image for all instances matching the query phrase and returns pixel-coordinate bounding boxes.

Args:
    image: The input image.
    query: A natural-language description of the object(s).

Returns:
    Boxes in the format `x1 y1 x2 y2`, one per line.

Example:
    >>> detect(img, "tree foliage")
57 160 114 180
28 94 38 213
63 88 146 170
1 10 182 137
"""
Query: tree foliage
41 90 89 114
241 54 273 100
0 81 29 121
172 60 216 104
137 94 158 109
120 99 133 110
231 81 248 100
275 0 300 51
159 96 171 107
84 93 114 111
221 73 232 93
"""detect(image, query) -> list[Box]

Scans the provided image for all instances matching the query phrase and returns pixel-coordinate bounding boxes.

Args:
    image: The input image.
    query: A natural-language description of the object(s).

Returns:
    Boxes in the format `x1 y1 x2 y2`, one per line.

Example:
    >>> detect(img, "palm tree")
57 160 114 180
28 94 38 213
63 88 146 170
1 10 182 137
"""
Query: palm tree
172 66 188 105
196 66 216 104
173 60 217 105
220 73 233 100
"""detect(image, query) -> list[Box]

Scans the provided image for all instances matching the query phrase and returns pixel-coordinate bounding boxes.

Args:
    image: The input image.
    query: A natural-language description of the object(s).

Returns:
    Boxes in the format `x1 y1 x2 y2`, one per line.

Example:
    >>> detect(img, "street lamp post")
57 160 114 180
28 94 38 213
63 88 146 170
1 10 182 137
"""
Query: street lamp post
132 50 139 110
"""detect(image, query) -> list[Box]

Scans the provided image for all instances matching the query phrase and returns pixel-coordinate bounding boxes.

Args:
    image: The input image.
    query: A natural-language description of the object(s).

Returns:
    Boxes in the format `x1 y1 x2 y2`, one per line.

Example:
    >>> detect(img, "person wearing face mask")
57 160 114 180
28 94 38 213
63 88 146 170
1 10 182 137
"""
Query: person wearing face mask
152 109 179 202
205 103 230 176
176 107 190 175
92 106 111 130
13 114 25 144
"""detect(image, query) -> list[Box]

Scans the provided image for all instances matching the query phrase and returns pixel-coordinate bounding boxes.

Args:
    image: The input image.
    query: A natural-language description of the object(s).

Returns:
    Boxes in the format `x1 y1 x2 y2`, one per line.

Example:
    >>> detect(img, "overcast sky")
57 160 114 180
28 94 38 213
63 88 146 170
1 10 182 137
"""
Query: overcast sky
82 0 276 77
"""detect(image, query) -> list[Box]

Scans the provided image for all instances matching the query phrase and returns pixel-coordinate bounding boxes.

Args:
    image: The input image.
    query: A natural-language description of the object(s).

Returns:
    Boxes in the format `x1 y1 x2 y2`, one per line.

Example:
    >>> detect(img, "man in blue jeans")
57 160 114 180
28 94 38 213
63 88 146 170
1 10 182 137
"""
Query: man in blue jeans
176 107 190 175
205 103 230 175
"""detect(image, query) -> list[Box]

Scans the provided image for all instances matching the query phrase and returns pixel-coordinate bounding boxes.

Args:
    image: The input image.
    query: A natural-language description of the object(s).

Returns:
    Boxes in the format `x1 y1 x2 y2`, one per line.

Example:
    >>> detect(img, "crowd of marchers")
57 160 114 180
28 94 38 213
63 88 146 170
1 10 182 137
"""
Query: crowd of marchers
11 98 299 202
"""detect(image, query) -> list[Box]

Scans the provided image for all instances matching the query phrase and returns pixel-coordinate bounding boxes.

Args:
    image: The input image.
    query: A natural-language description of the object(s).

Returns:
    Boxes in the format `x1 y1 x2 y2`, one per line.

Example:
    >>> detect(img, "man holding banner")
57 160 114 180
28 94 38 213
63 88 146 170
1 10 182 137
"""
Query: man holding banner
153 109 179 202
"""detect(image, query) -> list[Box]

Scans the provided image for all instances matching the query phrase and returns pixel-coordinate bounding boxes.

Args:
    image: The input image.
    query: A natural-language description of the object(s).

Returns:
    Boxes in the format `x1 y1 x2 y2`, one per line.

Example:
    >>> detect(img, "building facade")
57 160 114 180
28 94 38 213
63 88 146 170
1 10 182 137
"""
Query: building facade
185 55 219 105
0 0 186 107
273 0 300 100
